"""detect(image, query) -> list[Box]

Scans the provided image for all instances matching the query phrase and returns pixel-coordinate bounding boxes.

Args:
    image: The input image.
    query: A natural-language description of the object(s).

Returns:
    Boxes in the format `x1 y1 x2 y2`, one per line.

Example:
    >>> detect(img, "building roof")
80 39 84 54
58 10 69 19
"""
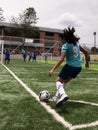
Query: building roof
38 26 63 34
0 22 63 34
0 22 15 28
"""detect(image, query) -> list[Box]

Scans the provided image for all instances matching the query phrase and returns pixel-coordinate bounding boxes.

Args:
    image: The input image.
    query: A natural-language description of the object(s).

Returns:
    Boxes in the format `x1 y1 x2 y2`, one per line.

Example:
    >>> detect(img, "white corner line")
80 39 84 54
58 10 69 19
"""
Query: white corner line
1 63 72 130
68 100 98 107
71 120 98 130
1 62 98 130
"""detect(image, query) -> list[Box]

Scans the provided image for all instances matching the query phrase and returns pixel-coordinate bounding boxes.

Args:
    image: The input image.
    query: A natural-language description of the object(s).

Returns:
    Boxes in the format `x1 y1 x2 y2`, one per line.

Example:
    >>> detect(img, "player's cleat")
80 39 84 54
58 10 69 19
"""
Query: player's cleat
55 94 69 107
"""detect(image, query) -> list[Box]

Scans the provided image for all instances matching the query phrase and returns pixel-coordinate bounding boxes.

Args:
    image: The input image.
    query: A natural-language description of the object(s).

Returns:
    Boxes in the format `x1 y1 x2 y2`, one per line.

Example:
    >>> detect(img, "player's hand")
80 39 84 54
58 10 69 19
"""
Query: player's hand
48 69 54 77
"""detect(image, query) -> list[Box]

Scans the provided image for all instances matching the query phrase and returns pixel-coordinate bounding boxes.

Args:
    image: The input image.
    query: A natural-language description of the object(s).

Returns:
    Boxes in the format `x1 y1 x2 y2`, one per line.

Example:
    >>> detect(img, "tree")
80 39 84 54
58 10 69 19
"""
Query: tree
11 7 38 26
19 7 38 26
91 47 98 54
0 8 4 21
10 7 39 38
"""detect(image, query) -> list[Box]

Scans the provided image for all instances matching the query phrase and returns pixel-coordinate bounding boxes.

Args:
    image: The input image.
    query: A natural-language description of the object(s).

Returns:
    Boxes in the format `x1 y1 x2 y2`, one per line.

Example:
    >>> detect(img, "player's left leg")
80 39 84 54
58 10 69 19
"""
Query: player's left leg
55 77 72 107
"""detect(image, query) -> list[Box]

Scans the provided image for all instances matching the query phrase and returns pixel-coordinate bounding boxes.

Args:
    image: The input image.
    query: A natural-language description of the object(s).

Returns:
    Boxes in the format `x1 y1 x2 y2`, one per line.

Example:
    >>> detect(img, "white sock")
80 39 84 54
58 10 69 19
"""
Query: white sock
55 81 60 97
63 83 66 88
59 85 66 96
56 81 67 97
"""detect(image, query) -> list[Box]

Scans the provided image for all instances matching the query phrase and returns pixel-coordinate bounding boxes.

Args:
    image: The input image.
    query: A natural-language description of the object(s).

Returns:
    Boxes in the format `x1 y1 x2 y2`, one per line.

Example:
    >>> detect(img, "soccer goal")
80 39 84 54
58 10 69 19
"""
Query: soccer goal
0 35 62 63
41 52 53 61
0 36 45 62
0 40 4 63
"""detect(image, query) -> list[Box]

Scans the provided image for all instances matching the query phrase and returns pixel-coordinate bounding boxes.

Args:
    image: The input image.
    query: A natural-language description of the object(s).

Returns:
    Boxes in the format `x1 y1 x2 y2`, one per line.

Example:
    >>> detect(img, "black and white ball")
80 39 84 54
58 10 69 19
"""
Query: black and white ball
39 90 50 102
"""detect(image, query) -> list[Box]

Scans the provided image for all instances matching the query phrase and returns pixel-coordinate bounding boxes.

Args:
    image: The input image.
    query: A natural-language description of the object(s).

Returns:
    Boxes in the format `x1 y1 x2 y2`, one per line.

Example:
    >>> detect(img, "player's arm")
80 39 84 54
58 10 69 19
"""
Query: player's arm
49 52 66 76
80 46 89 68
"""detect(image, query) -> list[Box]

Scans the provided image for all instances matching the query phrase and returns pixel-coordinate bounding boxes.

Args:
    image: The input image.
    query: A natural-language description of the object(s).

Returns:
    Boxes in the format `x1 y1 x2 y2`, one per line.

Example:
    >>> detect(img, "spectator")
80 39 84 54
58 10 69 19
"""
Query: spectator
44 54 48 63
22 51 27 62
28 51 33 61
32 53 37 62
4 49 10 64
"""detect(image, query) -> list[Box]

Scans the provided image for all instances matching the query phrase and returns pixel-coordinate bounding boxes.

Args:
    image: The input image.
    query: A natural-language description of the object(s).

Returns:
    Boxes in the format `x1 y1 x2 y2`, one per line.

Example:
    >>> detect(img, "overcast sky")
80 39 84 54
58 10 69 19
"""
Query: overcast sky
0 0 98 46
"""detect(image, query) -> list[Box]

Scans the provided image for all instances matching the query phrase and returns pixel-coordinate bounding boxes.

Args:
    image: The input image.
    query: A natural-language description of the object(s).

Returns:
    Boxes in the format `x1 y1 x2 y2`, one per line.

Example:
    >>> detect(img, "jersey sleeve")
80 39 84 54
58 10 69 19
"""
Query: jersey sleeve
61 43 68 53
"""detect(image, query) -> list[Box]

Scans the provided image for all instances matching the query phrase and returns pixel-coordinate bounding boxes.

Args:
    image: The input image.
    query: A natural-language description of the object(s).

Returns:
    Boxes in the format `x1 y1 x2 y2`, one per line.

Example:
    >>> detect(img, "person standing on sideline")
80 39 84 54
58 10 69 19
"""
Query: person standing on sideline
22 51 27 62
32 52 37 62
28 51 33 61
48 27 89 107
4 49 11 64
44 54 48 63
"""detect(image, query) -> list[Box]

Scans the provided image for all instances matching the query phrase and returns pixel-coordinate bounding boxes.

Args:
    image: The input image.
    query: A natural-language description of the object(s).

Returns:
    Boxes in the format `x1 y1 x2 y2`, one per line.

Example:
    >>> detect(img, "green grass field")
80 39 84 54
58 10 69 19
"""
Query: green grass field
0 59 98 130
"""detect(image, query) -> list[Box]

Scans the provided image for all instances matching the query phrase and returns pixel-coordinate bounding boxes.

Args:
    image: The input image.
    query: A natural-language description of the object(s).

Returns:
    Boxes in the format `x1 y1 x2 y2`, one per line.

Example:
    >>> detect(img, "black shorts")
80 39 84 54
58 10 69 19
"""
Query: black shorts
58 64 82 80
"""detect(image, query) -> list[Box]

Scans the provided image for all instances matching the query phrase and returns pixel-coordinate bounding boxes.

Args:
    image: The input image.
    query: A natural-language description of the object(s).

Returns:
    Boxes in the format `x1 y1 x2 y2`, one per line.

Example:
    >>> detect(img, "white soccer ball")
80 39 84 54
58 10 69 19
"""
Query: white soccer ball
39 90 50 102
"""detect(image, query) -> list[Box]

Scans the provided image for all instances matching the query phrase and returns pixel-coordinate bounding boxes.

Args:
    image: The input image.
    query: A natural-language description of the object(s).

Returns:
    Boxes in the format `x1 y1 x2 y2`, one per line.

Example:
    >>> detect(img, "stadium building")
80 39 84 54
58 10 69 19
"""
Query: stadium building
0 22 63 56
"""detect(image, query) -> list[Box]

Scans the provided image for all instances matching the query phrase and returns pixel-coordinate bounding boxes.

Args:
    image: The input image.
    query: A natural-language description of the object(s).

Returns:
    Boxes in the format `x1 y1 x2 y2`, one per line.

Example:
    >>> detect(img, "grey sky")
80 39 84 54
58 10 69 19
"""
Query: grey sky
0 0 98 46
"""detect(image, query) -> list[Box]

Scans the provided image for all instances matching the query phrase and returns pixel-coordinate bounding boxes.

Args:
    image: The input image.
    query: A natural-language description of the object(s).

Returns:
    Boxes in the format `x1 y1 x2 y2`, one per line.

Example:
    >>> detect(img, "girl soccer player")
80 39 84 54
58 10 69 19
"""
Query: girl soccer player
49 27 89 107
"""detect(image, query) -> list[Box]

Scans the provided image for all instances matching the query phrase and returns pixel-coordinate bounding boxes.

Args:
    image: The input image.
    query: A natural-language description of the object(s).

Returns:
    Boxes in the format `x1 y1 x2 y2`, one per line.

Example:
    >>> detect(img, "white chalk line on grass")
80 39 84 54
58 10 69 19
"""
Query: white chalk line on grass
71 120 98 130
49 99 98 107
1 63 72 130
68 100 98 130
1 62 98 130
68 100 98 107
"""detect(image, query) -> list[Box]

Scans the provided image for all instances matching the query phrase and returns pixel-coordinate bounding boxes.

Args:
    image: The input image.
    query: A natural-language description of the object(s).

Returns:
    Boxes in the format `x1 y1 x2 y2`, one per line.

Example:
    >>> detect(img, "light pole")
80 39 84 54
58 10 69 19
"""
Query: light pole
93 32 96 47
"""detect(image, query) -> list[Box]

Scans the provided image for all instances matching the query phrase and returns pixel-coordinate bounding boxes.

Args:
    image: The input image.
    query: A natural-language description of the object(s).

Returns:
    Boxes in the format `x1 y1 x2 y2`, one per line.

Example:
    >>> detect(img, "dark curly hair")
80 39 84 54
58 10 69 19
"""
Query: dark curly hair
62 27 80 45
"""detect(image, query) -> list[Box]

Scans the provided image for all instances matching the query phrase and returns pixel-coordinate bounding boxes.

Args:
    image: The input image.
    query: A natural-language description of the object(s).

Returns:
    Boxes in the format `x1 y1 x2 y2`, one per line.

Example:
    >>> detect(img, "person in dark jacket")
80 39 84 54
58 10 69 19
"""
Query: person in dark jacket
4 49 10 64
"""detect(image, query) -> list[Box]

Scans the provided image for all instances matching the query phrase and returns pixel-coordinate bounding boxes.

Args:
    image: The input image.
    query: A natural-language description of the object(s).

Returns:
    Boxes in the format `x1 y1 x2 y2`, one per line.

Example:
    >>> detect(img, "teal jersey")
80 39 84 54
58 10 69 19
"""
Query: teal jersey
61 42 82 67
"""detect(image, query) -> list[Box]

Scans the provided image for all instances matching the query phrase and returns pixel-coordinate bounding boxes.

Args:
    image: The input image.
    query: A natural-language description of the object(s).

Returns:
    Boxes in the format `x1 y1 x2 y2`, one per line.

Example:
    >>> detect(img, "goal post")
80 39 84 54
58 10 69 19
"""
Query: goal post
0 40 4 63
41 52 53 61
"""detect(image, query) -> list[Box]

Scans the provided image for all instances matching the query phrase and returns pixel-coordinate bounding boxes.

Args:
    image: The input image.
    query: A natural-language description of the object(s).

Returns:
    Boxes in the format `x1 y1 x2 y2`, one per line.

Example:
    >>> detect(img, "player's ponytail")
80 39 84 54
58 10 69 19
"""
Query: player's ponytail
63 27 80 45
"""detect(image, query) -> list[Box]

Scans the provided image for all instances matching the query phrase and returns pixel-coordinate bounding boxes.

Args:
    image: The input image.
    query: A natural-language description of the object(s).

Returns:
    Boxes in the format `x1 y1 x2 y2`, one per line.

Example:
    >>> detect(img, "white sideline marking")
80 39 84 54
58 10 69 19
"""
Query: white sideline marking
50 99 98 107
71 121 98 130
1 62 98 130
1 63 72 129
68 100 98 107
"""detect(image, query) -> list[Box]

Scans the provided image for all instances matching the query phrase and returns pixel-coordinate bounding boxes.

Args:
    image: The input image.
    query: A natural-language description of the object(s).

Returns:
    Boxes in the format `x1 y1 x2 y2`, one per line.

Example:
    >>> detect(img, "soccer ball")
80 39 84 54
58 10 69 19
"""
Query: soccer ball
39 90 50 102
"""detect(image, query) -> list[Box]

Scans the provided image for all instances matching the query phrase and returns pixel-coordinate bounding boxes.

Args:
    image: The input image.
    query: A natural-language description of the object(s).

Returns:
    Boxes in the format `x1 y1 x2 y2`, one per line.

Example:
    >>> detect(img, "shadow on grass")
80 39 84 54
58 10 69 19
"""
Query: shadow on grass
48 101 84 113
